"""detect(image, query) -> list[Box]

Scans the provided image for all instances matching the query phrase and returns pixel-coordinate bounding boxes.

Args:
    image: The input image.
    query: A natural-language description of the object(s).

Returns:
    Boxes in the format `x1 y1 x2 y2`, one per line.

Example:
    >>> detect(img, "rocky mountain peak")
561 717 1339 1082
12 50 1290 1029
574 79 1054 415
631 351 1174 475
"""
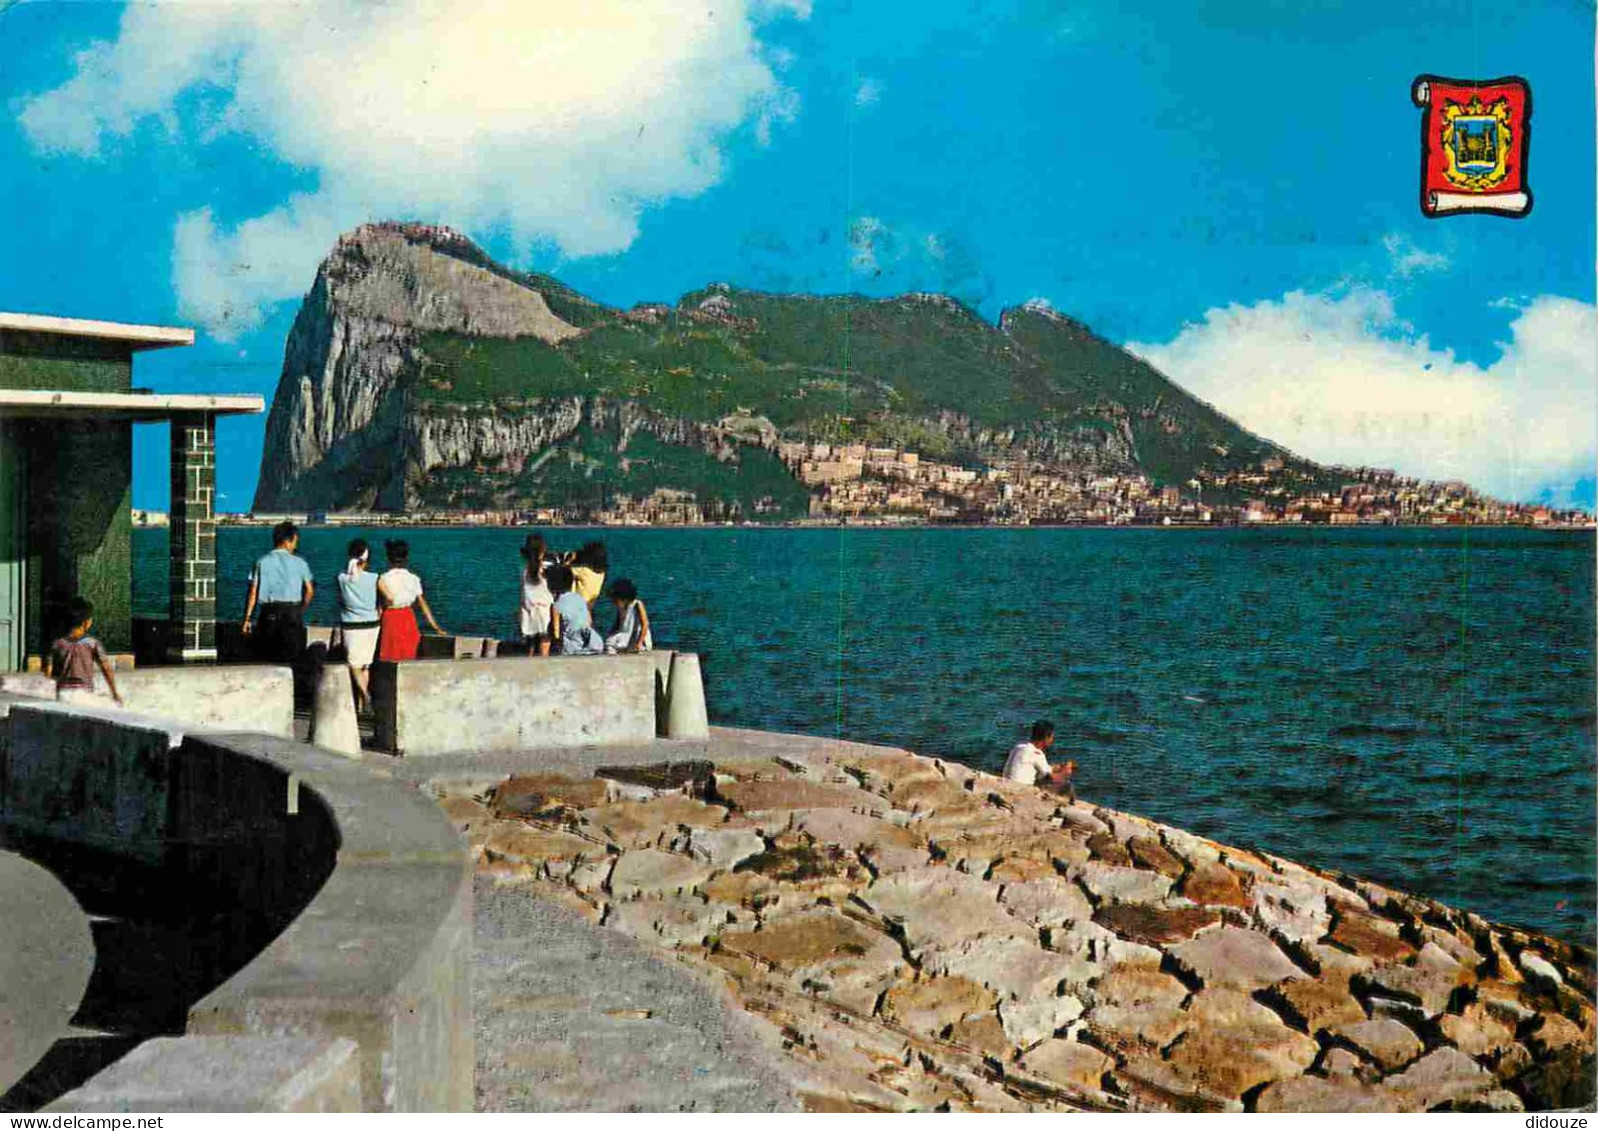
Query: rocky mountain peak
255 221 589 510
313 222 580 343
338 220 479 259
999 300 1092 338
254 221 1329 516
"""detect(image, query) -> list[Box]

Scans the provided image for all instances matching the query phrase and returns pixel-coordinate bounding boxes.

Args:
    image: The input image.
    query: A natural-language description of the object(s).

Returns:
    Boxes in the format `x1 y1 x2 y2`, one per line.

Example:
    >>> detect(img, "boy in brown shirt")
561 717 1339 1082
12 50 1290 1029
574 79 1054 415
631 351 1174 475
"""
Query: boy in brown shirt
44 597 123 706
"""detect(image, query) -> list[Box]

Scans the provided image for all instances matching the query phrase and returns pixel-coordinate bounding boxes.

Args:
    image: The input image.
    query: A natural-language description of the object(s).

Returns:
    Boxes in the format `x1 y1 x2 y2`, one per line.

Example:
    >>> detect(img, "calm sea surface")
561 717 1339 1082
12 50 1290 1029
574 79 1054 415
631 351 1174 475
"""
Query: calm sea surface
135 525 1596 941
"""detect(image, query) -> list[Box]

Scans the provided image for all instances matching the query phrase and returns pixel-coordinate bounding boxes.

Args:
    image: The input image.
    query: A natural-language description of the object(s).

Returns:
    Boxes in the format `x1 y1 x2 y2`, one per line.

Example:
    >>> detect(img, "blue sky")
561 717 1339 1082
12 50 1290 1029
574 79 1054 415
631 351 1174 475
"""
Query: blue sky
2 0 1593 509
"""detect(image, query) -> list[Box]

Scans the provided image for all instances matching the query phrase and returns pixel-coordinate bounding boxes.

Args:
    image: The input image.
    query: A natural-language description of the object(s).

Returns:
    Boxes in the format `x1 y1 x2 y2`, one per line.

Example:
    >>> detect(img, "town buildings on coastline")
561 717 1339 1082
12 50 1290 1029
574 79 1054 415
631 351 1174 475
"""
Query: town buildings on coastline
208 440 1593 529
777 442 1590 527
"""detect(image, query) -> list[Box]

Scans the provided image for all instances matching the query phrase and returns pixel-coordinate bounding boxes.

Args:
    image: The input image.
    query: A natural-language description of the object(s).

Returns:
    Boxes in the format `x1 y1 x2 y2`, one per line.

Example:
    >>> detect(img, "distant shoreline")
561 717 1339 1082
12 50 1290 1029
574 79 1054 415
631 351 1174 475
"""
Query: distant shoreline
178 517 1598 533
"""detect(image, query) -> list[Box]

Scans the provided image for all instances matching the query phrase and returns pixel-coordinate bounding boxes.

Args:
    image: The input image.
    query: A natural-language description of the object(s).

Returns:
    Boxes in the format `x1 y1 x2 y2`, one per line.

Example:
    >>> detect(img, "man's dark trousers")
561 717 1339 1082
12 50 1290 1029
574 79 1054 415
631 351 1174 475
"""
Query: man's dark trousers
254 602 309 705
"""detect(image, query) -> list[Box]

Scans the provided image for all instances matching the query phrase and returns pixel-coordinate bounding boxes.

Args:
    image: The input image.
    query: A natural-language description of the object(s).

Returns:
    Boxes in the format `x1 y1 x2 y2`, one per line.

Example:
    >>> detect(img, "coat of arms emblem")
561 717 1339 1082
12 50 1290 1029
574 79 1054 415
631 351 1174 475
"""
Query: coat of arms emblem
1412 75 1532 217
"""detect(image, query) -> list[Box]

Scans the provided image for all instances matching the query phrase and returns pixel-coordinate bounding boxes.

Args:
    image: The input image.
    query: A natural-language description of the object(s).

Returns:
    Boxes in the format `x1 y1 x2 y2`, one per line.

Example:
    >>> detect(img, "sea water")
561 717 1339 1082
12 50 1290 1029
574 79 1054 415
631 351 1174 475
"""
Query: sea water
134 524 1596 942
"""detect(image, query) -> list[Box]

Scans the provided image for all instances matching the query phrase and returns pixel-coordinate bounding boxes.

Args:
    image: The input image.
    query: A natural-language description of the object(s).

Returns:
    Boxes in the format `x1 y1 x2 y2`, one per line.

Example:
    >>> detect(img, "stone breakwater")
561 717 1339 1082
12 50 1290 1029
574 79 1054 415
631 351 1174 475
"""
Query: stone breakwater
430 729 1596 1113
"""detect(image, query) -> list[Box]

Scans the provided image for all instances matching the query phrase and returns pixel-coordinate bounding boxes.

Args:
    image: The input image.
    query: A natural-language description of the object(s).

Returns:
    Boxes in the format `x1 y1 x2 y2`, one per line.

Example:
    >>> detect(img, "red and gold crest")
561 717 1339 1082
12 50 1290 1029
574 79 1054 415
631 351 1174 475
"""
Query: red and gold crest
1412 75 1532 218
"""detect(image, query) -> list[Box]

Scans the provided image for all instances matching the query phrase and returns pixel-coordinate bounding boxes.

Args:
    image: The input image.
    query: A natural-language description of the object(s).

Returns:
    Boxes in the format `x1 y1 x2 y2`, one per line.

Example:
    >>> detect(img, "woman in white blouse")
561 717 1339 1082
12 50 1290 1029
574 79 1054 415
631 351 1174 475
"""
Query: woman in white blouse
376 539 445 661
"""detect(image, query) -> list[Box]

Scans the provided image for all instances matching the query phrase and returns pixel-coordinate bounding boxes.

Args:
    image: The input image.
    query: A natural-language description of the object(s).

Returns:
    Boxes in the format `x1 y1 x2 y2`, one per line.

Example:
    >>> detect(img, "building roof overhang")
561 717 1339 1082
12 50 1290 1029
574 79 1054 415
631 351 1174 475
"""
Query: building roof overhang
0 390 263 421
0 312 195 352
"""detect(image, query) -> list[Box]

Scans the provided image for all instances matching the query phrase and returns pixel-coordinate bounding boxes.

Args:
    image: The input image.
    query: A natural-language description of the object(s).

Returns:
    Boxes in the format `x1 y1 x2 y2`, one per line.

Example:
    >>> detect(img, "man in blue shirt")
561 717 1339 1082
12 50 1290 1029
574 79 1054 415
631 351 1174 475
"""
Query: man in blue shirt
242 521 315 678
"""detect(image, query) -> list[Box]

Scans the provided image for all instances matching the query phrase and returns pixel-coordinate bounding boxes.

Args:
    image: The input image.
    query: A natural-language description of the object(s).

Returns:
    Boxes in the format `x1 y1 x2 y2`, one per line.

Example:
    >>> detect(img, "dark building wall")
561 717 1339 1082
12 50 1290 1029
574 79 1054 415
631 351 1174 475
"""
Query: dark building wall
0 334 135 655
0 331 133 393
24 421 134 654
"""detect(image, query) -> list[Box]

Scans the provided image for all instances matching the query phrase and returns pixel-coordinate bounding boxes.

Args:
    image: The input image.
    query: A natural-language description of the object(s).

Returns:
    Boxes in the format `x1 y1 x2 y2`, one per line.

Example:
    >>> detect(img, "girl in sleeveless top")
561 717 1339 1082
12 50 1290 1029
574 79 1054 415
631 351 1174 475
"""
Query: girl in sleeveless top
518 533 555 655
377 540 445 661
337 538 380 709
604 578 653 653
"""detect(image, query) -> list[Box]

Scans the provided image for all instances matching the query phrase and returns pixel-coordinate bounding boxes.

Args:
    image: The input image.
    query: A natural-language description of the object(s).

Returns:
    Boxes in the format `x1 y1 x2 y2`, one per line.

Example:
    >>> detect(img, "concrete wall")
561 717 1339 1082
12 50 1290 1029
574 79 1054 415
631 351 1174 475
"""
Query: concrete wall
2 702 182 864
0 663 294 738
48 1037 363 1113
0 698 474 1111
371 653 658 756
183 733 474 1112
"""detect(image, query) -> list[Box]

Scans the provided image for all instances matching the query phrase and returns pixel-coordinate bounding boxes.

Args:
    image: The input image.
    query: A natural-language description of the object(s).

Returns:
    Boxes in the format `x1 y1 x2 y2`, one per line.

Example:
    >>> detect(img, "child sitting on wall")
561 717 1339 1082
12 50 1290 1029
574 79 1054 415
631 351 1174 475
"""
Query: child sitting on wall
568 541 609 610
44 596 123 706
547 565 605 655
604 578 653 654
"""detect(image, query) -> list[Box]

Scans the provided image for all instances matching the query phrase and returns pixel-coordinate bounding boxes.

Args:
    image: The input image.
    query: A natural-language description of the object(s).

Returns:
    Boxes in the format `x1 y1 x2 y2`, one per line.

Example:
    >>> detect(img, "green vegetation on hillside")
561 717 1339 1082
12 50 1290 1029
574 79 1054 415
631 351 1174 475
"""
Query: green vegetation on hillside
414 424 812 519
418 320 876 428
408 242 1328 494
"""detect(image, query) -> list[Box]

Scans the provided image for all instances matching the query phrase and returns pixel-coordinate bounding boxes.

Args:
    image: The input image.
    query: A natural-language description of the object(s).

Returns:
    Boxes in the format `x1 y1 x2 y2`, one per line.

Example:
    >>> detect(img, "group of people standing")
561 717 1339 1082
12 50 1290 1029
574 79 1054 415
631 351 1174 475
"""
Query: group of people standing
243 522 447 710
334 536 445 709
241 522 653 713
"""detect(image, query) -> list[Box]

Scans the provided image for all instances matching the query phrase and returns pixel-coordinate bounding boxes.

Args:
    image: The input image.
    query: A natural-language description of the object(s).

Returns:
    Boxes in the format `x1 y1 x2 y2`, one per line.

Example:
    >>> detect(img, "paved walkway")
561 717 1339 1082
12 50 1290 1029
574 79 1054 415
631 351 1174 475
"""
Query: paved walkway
0 851 96 1100
473 874 797 1112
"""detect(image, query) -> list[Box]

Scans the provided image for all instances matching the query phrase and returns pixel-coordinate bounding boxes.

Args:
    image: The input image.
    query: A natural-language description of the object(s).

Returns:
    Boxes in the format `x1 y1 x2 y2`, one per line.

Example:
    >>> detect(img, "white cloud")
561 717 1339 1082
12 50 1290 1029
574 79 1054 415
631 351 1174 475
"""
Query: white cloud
21 0 807 339
848 215 890 275
854 77 882 108
171 197 348 339
1128 286 1596 506
845 215 989 304
1382 232 1450 279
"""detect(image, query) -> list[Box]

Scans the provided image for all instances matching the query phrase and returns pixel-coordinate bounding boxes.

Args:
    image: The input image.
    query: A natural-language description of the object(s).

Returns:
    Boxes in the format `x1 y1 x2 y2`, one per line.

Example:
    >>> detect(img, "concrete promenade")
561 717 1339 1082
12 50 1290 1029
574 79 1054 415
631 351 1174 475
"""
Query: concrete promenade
474 875 796 1111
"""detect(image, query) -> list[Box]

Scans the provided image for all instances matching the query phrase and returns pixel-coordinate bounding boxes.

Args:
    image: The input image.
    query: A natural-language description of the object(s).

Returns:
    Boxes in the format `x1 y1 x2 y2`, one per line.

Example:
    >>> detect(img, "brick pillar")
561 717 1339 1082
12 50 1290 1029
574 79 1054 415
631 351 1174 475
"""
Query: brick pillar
168 412 217 663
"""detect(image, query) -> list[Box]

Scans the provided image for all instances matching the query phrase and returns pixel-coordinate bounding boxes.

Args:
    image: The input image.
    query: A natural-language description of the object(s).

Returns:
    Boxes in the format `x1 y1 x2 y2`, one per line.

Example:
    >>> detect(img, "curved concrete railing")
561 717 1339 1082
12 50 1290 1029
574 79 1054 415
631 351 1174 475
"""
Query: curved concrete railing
182 732 474 1111
0 696 472 1111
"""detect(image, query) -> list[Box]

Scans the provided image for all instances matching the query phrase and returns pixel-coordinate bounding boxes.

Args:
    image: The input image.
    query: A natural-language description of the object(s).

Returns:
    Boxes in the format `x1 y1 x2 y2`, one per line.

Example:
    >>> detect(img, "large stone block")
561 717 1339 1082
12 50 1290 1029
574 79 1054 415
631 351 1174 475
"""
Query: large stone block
856 868 1027 953
998 992 1084 1048
880 976 997 1035
719 908 896 975
920 934 1083 1001
1019 1038 1116 1094
609 848 716 899
1332 1017 1424 1070
45 1037 362 1112
1 703 182 862
0 664 295 738
372 654 660 756
1167 927 1306 991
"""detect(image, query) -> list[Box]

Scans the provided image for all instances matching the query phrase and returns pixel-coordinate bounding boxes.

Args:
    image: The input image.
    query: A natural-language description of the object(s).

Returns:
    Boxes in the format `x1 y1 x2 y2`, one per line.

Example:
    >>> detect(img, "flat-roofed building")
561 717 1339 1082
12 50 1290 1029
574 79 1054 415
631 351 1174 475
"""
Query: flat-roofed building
0 312 262 666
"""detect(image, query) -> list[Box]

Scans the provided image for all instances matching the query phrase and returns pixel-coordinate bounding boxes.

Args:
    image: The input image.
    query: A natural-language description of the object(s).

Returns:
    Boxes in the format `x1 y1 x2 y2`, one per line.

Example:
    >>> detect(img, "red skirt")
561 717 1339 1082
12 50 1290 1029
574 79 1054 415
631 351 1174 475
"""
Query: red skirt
377 606 421 661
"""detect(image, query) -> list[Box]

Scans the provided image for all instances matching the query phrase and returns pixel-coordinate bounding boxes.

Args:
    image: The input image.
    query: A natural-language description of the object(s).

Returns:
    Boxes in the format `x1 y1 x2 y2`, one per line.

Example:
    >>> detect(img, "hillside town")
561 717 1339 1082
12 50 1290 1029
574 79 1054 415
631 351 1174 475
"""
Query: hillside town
772 441 1589 528
206 439 1592 528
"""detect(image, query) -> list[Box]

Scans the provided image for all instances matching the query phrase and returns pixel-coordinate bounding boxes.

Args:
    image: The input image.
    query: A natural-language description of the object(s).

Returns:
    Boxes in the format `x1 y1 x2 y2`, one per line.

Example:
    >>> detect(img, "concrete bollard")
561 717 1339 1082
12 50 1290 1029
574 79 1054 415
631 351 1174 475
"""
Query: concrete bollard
651 651 674 736
310 663 361 758
664 652 709 739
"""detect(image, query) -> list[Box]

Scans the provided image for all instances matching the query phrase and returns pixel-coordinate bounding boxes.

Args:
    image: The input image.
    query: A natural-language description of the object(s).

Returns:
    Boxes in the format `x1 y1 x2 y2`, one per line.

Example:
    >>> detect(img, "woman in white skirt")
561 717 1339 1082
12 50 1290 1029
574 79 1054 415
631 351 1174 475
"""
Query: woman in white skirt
337 538 380 711
518 533 556 655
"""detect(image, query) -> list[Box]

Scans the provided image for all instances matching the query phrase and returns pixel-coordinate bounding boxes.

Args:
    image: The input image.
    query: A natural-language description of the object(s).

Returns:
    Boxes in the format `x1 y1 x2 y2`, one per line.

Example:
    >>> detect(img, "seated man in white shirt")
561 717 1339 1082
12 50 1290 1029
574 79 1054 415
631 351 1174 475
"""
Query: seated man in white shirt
1002 719 1076 801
